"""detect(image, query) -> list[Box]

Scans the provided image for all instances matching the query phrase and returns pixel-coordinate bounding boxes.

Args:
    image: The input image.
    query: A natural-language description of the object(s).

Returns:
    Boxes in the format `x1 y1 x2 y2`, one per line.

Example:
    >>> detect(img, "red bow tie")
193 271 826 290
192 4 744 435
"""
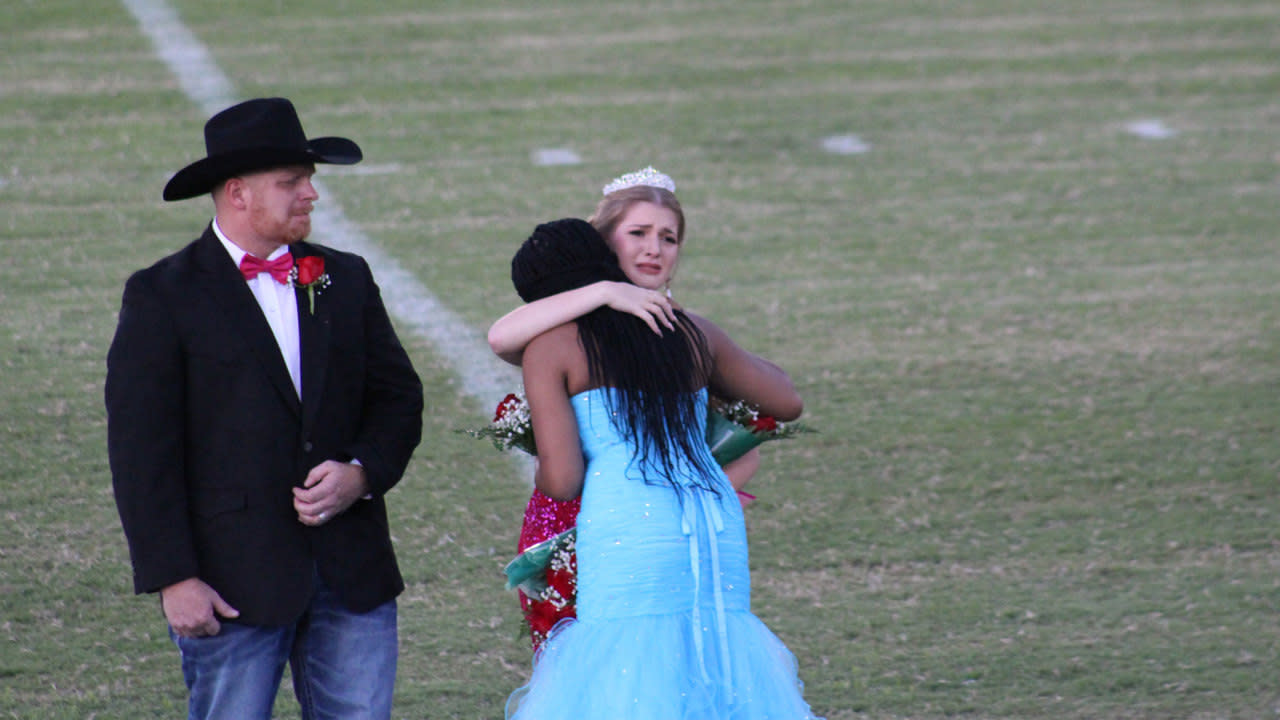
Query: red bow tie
239 252 294 284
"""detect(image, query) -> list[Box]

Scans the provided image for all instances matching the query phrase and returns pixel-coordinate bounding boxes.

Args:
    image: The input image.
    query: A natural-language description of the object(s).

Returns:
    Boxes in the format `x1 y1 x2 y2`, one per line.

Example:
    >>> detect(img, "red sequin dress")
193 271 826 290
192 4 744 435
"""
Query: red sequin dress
517 490 580 650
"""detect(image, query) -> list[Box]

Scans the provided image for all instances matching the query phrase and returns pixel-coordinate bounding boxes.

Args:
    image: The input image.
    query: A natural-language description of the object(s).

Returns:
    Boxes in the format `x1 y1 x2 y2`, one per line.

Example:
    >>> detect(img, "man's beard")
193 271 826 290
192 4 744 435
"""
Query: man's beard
250 206 311 245
283 215 311 244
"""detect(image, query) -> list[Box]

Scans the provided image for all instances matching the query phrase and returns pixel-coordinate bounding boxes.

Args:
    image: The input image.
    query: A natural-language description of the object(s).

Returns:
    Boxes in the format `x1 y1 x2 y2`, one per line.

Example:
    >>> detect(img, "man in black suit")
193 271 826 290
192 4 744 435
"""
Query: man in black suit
106 97 423 719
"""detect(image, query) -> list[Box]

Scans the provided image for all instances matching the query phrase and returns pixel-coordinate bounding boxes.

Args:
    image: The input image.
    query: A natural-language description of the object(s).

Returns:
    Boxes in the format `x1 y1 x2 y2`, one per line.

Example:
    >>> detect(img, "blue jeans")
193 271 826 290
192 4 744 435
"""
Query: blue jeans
172 576 397 720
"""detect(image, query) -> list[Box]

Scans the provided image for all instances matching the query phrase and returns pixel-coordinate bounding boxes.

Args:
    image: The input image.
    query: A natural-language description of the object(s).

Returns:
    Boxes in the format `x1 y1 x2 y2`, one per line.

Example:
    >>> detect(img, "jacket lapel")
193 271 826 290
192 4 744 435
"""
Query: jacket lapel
193 228 302 417
293 243 330 433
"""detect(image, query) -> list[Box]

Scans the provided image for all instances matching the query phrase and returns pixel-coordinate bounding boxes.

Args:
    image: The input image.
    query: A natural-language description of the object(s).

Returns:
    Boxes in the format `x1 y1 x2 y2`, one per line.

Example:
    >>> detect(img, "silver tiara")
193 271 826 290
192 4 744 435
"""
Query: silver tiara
601 166 676 196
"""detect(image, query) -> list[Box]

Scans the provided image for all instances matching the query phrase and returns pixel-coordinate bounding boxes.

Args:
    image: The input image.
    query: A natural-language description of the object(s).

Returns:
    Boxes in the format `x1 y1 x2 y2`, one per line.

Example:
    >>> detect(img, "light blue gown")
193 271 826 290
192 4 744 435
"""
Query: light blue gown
506 387 823 719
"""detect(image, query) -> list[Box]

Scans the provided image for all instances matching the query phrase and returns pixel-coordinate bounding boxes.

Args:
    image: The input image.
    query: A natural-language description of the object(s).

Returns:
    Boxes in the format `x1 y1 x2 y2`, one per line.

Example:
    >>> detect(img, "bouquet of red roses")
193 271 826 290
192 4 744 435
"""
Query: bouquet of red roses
705 397 814 465
459 391 536 454
503 528 576 646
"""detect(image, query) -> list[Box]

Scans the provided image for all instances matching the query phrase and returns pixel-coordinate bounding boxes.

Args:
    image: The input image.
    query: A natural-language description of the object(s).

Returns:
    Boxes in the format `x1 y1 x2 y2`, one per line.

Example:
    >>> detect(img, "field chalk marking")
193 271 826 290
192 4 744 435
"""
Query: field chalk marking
1125 119 1177 140
121 0 528 472
822 134 871 155
531 148 581 166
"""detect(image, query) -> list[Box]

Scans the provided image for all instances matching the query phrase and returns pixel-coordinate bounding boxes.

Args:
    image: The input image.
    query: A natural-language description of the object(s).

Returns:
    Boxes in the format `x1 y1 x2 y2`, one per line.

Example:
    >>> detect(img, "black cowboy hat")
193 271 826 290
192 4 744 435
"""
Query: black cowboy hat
162 97 362 201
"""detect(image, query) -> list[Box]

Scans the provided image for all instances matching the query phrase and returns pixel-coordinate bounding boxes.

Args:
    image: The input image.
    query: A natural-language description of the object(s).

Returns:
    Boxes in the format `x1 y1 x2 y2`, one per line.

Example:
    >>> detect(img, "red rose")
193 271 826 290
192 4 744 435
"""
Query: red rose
295 256 325 286
749 415 778 433
524 571 579 650
494 393 520 422
527 601 560 636
528 591 574 625
546 564 576 599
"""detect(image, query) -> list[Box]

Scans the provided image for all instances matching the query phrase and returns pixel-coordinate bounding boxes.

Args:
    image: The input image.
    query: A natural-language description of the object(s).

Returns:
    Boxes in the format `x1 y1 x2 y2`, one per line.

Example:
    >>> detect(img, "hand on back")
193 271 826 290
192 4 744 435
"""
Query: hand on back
599 281 677 335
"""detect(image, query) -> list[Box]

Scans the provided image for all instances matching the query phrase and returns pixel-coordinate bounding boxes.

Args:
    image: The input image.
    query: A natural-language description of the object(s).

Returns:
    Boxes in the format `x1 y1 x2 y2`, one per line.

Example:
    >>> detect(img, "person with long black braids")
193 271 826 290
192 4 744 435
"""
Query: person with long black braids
503 218 822 719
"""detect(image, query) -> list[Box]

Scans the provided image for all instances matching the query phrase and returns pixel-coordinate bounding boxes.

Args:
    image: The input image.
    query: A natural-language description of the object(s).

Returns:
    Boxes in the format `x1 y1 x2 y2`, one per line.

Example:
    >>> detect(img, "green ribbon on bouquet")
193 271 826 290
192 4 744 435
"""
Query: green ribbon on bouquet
504 528 575 595
705 410 768 466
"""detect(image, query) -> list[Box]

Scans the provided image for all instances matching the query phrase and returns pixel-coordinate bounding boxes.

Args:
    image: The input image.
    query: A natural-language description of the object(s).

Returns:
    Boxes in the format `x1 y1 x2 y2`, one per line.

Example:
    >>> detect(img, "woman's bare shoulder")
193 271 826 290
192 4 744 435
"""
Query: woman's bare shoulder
525 322 580 352
683 310 731 350
525 322 592 394
524 322 585 375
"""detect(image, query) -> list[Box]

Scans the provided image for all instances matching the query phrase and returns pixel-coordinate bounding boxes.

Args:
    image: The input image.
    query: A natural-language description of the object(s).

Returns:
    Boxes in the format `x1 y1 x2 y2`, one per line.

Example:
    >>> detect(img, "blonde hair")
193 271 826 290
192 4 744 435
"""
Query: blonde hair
588 185 686 245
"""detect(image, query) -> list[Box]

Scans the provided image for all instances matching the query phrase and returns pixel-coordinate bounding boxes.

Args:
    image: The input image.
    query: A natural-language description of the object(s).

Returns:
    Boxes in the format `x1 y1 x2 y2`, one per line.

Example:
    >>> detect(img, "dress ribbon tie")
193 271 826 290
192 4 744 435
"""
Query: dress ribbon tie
681 488 734 703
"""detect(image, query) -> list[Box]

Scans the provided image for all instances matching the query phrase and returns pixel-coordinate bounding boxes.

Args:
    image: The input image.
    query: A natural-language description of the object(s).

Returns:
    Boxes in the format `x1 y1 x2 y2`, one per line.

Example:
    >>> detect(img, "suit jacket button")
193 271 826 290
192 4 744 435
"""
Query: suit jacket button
303 441 313 452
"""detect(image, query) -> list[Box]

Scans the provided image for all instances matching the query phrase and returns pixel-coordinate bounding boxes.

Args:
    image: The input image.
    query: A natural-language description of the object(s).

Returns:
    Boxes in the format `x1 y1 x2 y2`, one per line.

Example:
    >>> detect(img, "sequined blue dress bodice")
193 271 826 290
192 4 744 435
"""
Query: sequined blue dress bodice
573 387 750 623
506 387 822 720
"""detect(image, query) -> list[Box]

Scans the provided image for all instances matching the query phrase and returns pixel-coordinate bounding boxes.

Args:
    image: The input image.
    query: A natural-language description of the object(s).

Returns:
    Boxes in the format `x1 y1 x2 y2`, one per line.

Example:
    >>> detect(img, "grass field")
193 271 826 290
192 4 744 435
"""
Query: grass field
2 0 1279 718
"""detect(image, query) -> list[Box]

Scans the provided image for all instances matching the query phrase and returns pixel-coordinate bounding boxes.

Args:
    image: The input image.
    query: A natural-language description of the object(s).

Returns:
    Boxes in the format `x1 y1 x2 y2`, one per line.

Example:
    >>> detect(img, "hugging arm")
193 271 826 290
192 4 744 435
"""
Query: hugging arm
691 313 803 422
488 281 677 365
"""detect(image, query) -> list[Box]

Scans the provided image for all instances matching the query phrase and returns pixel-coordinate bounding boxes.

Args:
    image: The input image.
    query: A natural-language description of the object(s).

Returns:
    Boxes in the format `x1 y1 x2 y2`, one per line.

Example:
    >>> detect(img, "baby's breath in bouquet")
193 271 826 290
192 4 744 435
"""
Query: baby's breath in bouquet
706 397 814 466
460 391 536 454
503 528 577 647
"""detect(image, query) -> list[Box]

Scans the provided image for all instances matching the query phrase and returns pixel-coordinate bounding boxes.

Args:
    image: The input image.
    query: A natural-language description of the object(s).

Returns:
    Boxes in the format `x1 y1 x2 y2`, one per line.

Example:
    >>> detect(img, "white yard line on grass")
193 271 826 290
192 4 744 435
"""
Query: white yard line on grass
121 0 526 470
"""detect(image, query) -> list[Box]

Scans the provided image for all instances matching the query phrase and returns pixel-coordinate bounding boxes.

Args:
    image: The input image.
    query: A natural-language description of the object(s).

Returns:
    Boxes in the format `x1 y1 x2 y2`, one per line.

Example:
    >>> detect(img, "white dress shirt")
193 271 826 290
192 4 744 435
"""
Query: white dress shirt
212 218 303 399
212 220 368 489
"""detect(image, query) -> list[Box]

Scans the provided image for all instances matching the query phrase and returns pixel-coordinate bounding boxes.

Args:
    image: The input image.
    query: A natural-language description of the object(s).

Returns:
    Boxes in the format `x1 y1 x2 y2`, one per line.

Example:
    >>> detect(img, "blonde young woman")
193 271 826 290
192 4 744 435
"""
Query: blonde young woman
489 169 761 648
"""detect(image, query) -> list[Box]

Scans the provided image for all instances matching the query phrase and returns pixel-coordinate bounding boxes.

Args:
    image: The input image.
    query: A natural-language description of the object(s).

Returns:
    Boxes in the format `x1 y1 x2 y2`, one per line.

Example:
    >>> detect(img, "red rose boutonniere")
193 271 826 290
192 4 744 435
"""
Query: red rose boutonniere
290 256 331 314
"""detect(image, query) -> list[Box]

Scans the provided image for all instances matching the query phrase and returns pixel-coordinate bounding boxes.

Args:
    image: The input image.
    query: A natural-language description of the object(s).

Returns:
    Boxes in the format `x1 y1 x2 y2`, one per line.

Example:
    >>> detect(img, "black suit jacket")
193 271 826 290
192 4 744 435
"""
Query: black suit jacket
106 227 423 626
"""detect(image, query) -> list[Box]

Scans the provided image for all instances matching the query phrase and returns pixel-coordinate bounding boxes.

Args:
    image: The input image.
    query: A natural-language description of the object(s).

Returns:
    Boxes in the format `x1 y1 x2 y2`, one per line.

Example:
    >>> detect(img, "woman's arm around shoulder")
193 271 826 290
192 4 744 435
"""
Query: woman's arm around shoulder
521 324 586 501
688 312 803 421
488 281 676 365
